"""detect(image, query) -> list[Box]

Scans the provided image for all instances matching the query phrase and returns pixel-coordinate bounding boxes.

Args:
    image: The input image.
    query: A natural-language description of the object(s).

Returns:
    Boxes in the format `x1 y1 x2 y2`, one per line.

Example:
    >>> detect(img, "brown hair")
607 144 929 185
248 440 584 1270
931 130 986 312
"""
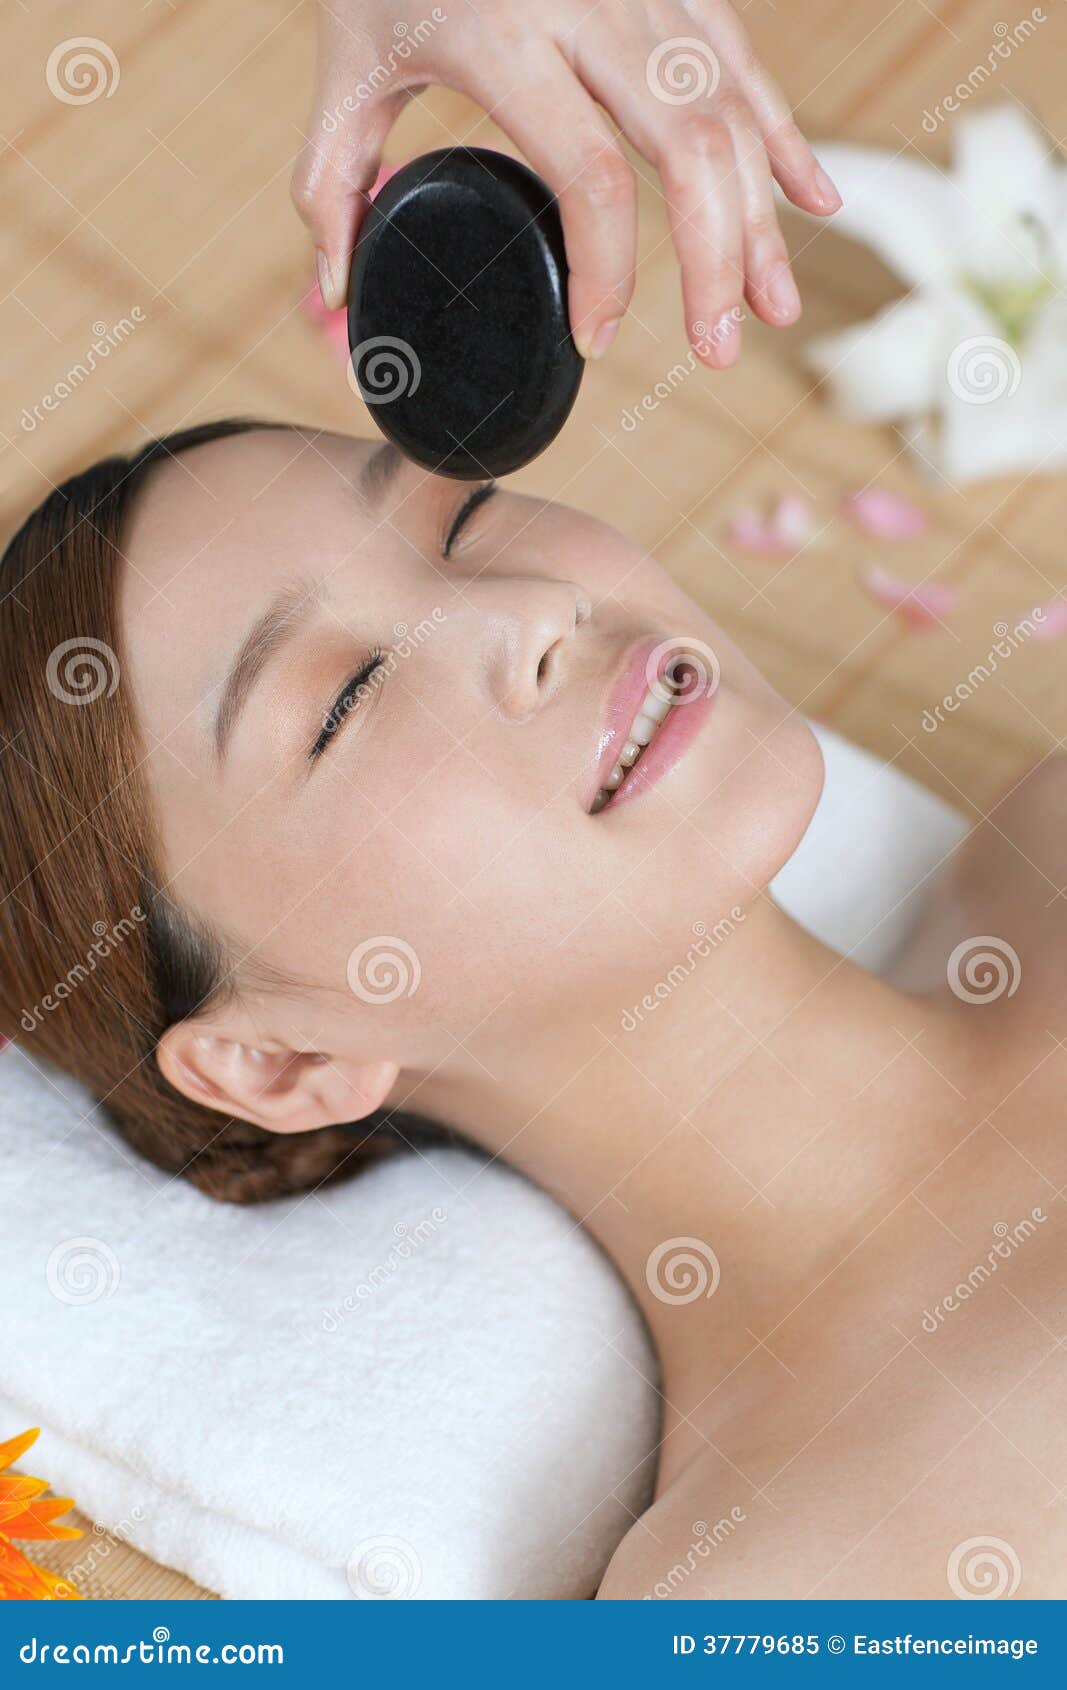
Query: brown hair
0 419 403 1202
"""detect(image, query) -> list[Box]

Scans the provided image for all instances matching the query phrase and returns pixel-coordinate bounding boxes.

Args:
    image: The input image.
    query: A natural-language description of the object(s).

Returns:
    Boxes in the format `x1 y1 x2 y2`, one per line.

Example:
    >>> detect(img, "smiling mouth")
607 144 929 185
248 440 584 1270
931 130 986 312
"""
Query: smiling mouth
589 670 685 814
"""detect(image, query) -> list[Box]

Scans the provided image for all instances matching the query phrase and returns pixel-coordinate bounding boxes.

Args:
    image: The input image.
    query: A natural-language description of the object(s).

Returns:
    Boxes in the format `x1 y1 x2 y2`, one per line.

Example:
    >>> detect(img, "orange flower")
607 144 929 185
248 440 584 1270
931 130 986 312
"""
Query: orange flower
0 1428 81 1599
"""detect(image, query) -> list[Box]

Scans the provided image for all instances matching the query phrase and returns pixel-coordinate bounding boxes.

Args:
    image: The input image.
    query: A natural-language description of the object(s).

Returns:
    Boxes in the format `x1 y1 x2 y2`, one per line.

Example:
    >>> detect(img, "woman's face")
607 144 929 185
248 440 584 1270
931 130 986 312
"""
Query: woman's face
122 427 822 1084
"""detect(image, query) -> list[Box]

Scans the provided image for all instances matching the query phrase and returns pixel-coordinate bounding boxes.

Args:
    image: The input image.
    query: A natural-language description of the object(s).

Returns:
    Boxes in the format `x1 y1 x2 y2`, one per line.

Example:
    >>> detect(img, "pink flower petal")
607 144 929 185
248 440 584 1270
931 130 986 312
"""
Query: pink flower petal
859 562 958 629
772 494 816 548
302 163 400 361
727 495 816 555
843 487 927 541
1029 600 1067 640
727 508 786 554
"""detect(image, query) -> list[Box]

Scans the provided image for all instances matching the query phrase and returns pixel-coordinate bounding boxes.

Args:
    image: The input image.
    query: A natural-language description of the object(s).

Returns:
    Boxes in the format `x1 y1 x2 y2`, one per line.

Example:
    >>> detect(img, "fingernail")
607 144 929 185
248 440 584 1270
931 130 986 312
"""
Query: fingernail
766 262 801 320
316 248 338 311
712 311 741 366
587 315 622 360
814 165 842 211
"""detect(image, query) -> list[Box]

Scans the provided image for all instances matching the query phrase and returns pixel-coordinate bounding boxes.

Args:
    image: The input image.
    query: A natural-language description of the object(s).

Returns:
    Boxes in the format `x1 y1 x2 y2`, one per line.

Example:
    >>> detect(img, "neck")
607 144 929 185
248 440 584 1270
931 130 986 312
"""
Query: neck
409 897 975 1410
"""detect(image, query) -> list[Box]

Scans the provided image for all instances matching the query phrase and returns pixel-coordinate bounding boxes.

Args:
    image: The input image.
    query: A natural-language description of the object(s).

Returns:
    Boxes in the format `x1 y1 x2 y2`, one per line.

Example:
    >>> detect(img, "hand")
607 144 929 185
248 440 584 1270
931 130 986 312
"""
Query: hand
291 0 841 369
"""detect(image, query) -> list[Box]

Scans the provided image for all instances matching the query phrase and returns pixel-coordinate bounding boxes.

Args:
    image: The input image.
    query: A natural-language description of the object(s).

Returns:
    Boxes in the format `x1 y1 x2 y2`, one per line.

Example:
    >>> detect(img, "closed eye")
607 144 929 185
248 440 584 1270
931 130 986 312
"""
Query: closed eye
443 481 497 558
309 647 385 762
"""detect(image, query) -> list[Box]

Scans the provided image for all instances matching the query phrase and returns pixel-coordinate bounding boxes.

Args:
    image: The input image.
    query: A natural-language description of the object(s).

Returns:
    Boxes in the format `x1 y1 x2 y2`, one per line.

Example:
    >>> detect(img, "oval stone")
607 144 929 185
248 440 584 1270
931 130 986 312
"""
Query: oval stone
348 147 583 479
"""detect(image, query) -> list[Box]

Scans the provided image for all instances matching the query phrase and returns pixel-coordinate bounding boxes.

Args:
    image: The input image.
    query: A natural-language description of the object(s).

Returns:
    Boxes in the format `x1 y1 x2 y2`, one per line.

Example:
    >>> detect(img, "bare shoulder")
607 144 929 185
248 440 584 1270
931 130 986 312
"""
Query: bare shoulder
890 753 1067 1017
598 1368 1067 1601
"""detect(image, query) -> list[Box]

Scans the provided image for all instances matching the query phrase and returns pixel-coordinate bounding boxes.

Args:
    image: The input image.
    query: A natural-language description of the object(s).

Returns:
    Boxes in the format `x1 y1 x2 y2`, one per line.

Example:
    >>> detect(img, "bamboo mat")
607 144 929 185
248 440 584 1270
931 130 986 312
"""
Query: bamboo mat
5 0 1066 1600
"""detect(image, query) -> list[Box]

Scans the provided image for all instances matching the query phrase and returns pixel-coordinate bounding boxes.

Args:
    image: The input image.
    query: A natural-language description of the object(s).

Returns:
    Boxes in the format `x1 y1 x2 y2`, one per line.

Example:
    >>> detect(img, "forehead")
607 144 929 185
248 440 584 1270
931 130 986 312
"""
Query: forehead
121 428 375 621
117 429 383 767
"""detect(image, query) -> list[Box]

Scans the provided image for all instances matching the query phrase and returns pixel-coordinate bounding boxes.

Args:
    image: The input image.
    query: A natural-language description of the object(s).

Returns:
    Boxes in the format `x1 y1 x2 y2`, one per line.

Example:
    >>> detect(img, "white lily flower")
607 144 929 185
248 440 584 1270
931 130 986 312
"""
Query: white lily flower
803 104 1067 484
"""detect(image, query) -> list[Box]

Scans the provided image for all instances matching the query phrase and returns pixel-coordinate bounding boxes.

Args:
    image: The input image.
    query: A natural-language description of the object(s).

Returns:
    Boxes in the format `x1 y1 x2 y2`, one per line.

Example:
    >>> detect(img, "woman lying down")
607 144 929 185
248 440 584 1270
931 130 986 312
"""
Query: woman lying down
1 419 1064 1598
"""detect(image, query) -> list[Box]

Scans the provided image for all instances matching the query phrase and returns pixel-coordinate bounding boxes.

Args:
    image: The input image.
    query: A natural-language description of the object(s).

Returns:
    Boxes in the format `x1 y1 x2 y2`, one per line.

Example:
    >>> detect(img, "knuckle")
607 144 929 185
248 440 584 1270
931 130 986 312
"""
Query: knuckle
745 207 784 249
769 112 806 153
289 165 317 218
578 147 635 211
674 110 733 166
712 89 753 132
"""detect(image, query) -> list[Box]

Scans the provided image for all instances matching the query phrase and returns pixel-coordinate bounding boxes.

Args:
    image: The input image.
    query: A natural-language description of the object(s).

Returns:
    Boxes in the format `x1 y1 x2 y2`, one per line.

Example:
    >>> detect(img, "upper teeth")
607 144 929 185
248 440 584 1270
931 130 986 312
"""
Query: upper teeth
591 681 677 812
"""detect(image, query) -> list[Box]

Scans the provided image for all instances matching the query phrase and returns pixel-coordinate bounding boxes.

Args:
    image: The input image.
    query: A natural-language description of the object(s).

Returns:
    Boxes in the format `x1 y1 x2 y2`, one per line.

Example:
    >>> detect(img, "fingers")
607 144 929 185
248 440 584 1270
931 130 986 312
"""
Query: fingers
291 74 409 311
722 103 802 329
574 24 747 367
658 105 746 368
462 44 638 361
695 2 841 215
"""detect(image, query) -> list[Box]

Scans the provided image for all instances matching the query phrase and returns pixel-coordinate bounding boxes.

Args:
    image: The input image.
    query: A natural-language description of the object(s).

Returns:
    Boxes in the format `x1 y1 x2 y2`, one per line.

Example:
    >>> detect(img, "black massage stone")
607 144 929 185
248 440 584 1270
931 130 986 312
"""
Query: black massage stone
348 147 583 479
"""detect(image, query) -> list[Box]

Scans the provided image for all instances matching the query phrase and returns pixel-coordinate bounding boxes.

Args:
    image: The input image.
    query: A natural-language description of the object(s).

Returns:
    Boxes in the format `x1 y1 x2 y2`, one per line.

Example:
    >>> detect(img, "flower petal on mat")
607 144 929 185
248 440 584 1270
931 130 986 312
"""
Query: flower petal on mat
0 1496 81 1541
842 487 927 540
727 496 816 555
773 495 816 548
0 1428 38 1474
859 562 958 628
1029 600 1067 639
0 1534 54 1600
727 508 787 554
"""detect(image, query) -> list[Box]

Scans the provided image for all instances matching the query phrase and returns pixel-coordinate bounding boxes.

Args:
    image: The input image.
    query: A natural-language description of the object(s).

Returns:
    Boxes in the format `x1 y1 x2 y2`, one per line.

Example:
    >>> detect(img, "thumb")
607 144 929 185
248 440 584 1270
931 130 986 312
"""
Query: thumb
291 80 408 311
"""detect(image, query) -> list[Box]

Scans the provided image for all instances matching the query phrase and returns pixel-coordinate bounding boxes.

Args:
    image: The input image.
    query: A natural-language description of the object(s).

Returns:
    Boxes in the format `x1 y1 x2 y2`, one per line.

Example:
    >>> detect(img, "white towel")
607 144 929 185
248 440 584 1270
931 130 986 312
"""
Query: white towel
0 725 966 1598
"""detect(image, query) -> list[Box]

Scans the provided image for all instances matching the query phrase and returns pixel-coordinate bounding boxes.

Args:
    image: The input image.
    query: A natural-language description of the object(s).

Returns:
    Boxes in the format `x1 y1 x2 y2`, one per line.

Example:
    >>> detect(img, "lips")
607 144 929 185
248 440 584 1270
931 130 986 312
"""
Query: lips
586 637 716 814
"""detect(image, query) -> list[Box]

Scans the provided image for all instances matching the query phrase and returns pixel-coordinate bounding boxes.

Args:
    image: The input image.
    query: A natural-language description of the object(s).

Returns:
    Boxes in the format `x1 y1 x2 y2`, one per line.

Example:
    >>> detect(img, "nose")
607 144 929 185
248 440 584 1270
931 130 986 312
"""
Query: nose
459 576 590 721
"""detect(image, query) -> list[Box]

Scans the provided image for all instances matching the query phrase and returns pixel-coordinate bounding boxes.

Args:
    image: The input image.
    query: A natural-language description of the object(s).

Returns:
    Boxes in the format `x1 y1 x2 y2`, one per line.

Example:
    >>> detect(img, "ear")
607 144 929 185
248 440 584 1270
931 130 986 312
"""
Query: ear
156 1025 398 1135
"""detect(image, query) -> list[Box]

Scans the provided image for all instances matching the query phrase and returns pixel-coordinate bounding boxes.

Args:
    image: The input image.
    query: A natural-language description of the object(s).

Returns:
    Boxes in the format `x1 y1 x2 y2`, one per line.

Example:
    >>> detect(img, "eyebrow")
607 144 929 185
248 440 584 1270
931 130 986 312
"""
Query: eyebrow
213 580 318 765
212 443 405 765
358 439 404 504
